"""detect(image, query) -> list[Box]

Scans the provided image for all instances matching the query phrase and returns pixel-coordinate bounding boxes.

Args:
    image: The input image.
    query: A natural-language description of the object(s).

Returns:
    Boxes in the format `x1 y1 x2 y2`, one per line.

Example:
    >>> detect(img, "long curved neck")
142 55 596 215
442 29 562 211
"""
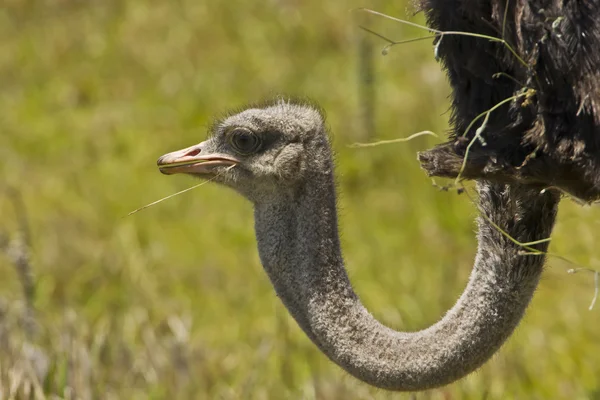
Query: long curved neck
253 169 559 391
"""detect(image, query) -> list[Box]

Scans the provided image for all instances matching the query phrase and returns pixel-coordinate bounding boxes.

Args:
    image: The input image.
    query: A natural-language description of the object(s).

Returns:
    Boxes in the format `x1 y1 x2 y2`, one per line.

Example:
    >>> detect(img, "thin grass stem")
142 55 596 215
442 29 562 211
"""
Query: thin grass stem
349 131 438 148
358 8 528 68
127 167 235 216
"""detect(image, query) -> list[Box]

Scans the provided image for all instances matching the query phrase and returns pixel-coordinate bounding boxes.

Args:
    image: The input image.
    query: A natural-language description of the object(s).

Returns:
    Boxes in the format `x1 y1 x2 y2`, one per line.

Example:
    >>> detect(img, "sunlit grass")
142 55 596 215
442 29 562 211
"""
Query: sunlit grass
1 0 599 398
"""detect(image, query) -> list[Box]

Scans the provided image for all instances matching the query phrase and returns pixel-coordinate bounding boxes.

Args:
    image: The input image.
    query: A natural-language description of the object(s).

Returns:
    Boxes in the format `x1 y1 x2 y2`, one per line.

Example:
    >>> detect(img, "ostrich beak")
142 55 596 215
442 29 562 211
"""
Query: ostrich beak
157 143 239 175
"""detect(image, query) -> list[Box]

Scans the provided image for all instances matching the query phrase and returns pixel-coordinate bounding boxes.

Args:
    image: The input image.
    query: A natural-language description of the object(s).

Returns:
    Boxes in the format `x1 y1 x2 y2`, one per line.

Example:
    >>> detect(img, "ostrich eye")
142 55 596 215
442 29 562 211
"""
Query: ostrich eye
228 128 262 155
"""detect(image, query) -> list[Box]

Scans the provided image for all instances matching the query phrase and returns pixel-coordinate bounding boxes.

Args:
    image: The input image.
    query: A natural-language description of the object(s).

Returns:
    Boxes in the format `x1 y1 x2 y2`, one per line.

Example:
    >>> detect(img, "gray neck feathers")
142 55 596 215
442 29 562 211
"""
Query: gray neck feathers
253 167 558 391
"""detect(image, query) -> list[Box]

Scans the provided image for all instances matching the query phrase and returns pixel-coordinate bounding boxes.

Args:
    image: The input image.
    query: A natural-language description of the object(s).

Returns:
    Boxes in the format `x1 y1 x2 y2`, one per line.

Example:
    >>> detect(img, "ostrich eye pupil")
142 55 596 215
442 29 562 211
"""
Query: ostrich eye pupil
230 129 260 154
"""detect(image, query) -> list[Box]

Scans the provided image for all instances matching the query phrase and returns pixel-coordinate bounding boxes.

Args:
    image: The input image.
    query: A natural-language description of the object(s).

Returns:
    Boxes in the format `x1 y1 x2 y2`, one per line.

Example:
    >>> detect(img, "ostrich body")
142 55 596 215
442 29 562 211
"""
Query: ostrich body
418 0 600 202
157 101 559 391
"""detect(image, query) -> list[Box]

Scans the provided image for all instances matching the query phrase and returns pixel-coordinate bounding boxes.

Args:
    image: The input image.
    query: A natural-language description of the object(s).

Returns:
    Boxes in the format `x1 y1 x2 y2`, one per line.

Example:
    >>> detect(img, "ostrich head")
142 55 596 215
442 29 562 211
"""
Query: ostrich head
156 99 559 391
158 100 330 203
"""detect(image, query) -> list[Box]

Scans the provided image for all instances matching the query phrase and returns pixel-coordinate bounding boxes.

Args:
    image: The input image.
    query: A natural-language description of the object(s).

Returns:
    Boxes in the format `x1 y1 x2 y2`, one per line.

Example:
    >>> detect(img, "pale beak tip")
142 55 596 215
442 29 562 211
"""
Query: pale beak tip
157 154 168 166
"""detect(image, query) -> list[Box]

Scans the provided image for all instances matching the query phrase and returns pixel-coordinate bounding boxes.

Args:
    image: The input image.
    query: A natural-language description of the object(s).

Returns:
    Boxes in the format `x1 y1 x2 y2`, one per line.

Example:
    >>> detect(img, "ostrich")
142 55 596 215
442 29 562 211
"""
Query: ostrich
157 100 559 391
417 0 600 201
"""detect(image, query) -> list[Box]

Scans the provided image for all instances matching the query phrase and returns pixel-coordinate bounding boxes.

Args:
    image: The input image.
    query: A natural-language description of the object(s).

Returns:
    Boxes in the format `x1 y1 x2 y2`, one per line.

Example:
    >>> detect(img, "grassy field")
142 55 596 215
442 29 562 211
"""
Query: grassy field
1 1 599 398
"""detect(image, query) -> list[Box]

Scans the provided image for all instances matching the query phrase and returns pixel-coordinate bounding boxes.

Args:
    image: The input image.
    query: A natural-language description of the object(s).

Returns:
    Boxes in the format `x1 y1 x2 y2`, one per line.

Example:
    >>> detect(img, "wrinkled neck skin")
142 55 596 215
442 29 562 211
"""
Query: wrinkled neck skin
253 166 559 391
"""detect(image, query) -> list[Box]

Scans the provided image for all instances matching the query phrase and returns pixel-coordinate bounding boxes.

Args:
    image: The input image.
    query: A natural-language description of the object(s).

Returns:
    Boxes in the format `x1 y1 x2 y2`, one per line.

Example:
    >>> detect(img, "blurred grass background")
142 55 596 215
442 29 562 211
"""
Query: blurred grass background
1 0 599 398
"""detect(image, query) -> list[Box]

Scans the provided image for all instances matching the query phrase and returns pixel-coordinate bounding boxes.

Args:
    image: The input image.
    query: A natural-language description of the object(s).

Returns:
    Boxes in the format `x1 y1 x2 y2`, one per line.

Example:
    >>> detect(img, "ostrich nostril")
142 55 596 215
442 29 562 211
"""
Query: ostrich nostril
157 145 203 166
184 148 201 157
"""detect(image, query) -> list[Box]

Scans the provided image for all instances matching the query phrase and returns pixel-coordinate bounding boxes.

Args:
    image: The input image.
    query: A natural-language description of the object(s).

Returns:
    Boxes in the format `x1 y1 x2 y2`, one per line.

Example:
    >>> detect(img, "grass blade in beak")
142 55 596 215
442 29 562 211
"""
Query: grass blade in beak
127 165 235 216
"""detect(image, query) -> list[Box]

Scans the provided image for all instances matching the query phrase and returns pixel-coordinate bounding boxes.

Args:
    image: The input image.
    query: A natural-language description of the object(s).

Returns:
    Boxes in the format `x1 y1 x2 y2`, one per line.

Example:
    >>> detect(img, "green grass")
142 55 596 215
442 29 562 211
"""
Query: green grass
1 1 599 398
